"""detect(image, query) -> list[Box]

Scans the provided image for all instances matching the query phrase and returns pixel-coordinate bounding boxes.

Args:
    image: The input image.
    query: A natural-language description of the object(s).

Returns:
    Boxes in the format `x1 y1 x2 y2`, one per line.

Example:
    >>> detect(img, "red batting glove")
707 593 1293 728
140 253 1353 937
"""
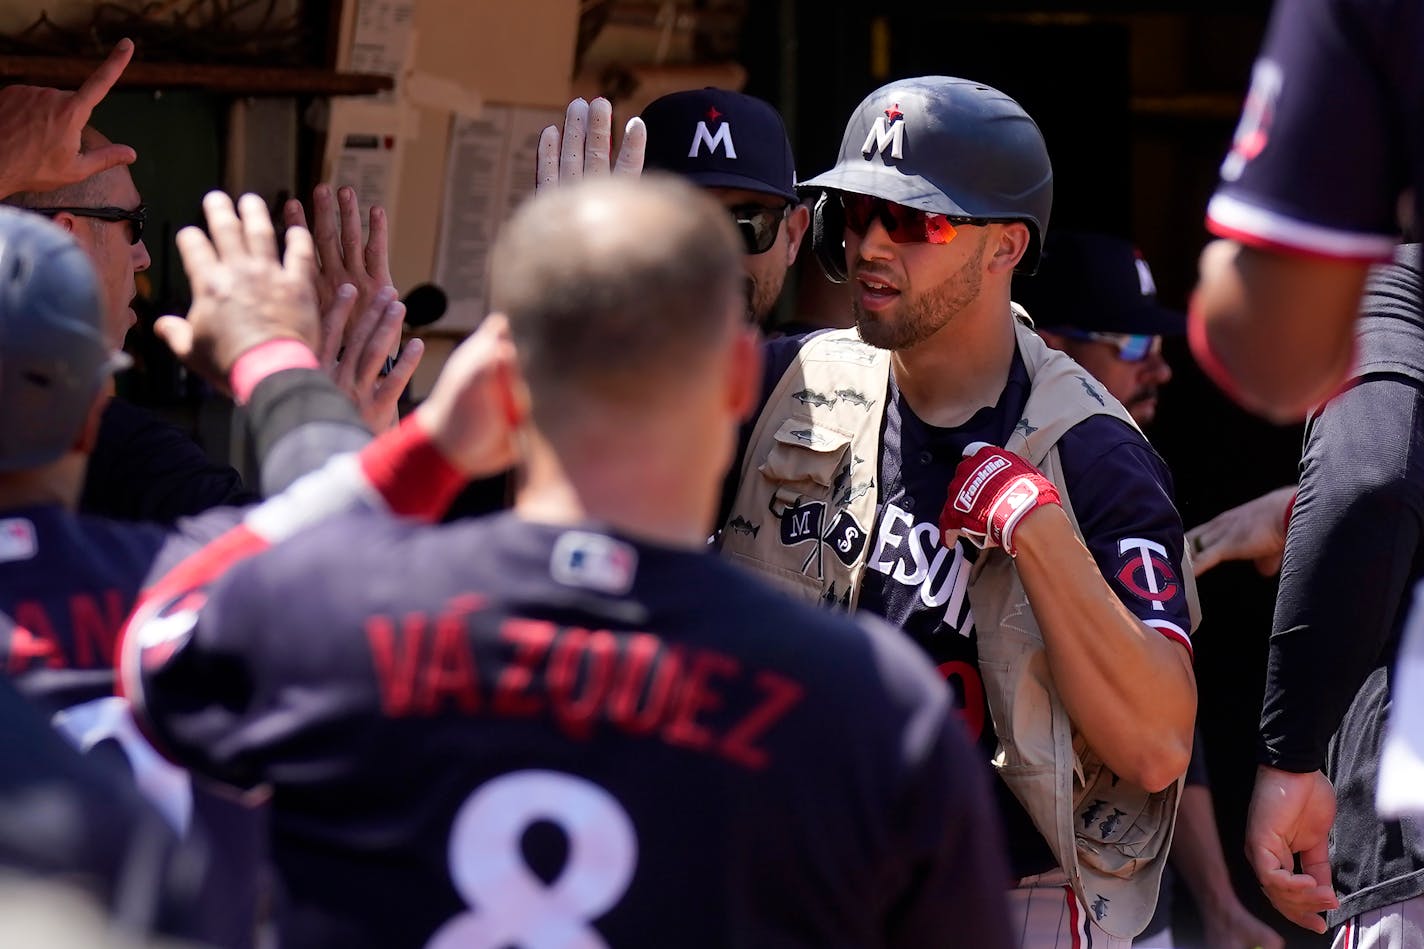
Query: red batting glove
939 442 1061 557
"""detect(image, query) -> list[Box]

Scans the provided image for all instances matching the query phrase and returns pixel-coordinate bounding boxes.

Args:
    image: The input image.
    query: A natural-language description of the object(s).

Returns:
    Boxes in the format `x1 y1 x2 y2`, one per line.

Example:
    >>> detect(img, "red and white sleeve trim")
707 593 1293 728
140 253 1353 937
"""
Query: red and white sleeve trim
1144 618 1193 656
1206 194 1398 262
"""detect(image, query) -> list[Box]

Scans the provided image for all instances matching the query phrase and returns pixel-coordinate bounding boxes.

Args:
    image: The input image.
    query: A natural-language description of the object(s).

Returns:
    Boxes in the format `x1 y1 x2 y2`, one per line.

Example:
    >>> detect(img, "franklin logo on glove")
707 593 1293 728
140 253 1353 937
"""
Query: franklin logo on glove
940 442 1061 557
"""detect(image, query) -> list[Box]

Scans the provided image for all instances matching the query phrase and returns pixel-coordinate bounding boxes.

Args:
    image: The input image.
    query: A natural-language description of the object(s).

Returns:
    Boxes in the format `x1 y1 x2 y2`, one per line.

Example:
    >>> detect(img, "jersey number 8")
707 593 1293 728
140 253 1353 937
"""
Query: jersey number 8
427 769 638 949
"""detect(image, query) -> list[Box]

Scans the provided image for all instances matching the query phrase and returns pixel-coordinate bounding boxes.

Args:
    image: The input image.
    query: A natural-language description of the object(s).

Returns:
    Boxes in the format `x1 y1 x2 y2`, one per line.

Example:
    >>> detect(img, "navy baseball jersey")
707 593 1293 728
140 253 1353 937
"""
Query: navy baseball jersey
0 368 373 948
725 332 1194 878
0 504 228 713
126 511 1015 949
1207 0 1422 260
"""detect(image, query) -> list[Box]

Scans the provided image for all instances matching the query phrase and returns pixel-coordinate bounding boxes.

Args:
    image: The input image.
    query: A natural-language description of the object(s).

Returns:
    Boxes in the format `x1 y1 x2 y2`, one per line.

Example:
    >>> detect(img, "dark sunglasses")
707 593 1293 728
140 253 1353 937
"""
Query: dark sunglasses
1057 328 1160 362
729 203 792 255
31 204 147 246
841 193 990 245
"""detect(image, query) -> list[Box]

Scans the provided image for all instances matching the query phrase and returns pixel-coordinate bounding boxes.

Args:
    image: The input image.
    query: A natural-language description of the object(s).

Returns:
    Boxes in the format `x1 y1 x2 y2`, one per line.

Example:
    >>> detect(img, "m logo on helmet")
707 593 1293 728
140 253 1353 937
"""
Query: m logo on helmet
861 104 905 161
689 105 737 159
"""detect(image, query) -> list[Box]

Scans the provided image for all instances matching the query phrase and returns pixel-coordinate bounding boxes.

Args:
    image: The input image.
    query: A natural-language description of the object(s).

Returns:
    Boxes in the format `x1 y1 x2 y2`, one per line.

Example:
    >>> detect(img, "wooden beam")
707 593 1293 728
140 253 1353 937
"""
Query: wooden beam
0 55 393 96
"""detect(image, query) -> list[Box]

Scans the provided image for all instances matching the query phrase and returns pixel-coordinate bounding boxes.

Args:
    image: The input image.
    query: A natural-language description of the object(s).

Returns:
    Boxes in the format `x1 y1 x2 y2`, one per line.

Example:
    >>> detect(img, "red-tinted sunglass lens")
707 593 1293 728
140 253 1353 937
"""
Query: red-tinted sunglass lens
841 195 957 245
842 194 878 234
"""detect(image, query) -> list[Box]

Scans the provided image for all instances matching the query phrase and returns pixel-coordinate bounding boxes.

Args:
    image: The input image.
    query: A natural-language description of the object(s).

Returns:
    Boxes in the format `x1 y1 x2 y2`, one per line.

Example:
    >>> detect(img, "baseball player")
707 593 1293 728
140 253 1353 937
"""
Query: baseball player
1193 0 1423 421
120 176 1016 949
536 90 810 330
709 78 1198 948
1237 246 1424 948
0 194 440 946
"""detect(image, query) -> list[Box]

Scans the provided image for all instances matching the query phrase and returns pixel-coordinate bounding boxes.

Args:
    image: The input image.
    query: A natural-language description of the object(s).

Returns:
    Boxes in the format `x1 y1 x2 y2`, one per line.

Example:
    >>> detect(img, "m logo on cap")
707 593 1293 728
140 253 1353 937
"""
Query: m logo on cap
689 105 737 159
1133 252 1158 297
861 104 905 161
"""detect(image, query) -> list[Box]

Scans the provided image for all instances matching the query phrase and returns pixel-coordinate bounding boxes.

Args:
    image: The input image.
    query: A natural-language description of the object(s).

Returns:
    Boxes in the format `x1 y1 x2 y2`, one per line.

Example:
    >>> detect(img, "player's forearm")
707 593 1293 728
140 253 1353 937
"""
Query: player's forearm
1169 784 1241 913
1264 381 1422 769
1013 506 1196 791
1192 240 1364 423
245 366 371 498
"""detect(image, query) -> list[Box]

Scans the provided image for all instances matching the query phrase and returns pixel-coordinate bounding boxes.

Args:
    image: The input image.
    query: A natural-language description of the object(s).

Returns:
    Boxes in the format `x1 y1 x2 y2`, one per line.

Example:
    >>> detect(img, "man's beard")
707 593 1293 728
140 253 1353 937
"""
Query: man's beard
748 271 786 328
852 243 984 351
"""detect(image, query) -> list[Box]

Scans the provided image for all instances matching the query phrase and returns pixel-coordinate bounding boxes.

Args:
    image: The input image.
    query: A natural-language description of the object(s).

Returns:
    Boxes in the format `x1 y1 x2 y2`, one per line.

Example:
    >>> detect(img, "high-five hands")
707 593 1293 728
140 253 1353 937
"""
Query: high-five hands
156 192 319 391
284 184 421 430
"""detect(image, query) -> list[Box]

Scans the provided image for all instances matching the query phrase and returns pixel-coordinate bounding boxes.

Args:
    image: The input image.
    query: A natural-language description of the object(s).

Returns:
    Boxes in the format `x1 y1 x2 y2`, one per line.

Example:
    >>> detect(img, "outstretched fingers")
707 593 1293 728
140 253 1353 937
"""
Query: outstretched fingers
614 116 647 177
559 98 590 180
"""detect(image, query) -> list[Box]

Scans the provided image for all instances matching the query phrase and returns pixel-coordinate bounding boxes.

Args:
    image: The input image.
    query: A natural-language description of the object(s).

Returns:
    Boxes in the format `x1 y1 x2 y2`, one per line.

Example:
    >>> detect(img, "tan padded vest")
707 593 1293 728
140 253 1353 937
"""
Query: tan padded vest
718 316 1201 938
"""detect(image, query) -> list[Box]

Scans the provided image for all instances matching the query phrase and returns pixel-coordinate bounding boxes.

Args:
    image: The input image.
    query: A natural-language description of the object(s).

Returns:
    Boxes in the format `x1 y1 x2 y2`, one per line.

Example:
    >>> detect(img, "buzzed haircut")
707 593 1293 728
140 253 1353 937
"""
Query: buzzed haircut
490 175 743 408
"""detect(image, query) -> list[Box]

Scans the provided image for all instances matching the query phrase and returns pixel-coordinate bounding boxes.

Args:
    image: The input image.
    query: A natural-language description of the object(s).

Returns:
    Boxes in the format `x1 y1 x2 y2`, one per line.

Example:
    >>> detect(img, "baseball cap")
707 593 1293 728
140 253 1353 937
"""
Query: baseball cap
0 207 130 472
1012 230 1185 336
640 88 799 204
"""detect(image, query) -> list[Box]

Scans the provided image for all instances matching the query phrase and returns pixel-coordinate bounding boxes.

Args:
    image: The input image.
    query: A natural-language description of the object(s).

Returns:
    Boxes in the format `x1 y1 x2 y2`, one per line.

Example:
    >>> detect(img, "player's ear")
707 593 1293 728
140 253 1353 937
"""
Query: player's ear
985 222 1030 275
783 202 811 267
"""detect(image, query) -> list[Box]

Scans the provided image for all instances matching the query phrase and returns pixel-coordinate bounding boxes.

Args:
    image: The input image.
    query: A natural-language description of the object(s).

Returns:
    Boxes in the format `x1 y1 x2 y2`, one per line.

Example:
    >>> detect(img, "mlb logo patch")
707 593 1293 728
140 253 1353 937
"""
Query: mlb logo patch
551 531 638 595
0 518 37 562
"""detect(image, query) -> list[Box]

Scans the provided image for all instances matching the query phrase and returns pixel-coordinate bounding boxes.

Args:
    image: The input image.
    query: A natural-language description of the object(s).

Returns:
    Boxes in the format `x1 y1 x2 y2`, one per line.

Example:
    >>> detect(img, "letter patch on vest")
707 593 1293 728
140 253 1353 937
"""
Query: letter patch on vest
780 500 824 547
824 510 867 566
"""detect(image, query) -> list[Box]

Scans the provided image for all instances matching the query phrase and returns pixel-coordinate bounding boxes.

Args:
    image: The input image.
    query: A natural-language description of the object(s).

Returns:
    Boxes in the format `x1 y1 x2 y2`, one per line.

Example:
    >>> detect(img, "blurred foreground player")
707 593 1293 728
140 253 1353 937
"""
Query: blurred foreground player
1194 0 1422 421
122 176 1014 949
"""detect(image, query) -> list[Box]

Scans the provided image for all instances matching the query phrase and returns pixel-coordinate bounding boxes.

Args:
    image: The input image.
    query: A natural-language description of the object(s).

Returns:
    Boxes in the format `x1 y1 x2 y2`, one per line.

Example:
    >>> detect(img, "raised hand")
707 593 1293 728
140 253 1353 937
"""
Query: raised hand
414 314 521 478
0 39 137 198
284 184 394 338
317 283 424 432
536 97 647 191
155 191 319 391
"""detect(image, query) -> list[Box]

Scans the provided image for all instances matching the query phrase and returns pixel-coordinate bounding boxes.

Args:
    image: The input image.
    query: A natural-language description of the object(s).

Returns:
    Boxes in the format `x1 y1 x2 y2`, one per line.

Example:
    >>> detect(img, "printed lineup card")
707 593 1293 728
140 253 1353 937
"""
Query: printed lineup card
433 105 560 332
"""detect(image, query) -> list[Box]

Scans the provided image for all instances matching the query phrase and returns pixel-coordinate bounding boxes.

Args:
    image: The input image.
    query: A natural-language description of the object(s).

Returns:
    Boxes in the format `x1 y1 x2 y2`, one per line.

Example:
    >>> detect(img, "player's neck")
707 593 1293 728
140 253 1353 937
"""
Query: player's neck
513 421 721 550
889 293 1017 428
0 456 86 511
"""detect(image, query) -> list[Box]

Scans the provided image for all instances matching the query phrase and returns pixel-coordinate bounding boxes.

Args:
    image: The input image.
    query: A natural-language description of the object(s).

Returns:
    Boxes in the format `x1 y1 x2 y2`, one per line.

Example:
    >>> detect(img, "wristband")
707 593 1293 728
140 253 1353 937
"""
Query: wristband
358 415 466 521
229 339 319 404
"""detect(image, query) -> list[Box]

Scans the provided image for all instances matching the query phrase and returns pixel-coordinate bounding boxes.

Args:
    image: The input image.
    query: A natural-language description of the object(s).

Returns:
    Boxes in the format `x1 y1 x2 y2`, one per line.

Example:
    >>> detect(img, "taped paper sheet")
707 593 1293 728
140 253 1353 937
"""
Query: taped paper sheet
322 100 410 242
346 0 417 102
433 105 561 331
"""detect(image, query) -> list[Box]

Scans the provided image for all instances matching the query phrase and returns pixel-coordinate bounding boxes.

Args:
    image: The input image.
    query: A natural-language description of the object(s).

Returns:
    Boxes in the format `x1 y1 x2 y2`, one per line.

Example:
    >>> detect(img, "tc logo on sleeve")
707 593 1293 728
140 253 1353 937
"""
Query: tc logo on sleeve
1115 538 1179 610
1221 59 1283 182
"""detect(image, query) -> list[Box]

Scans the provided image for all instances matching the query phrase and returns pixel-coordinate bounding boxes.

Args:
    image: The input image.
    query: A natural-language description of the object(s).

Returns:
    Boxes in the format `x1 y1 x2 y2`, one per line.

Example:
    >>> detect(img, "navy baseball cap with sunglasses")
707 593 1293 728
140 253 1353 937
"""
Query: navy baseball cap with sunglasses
1013 230 1185 358
640 88 799 255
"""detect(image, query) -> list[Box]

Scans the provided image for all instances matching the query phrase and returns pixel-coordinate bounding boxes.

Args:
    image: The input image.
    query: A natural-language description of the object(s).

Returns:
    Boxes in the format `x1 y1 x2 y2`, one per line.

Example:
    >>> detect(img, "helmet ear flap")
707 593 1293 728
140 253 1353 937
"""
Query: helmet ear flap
811 191 849 284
